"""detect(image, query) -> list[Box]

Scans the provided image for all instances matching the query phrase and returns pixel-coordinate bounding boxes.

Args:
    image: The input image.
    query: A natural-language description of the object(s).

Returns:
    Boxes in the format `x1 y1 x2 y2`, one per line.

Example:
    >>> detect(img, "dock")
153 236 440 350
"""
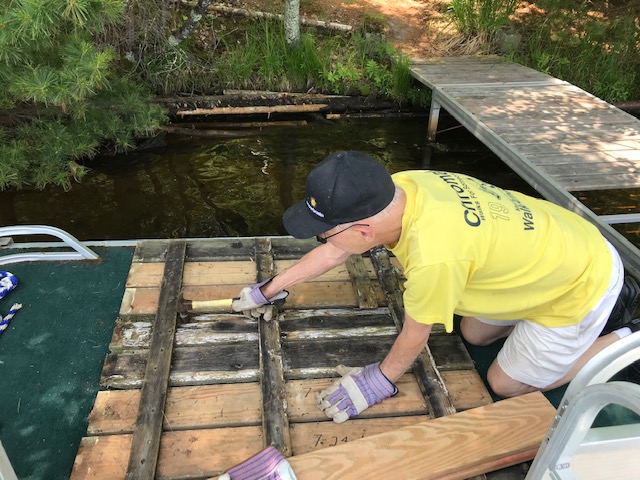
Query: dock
410 56 640 277
70 237 541 479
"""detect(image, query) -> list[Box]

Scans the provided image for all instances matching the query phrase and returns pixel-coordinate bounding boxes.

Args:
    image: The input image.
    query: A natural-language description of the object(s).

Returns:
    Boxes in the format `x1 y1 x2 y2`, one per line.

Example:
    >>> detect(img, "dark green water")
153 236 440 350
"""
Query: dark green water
0 117 637 245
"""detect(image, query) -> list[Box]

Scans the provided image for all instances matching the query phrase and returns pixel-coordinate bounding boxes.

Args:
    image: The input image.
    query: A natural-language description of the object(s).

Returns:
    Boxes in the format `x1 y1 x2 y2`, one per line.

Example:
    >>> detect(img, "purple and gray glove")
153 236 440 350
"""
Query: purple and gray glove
231 278 289 321
218 446 296 480
316 363 398 423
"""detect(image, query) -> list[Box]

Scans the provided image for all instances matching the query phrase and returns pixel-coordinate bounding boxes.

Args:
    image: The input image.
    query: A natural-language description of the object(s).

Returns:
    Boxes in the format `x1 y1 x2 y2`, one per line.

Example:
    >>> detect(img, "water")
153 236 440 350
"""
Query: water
0 117 637 247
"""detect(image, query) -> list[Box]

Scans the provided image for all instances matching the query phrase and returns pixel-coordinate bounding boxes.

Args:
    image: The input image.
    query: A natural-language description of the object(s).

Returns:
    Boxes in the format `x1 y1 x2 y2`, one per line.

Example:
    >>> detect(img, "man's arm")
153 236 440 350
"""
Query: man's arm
380 313 433 383
261 242 352 298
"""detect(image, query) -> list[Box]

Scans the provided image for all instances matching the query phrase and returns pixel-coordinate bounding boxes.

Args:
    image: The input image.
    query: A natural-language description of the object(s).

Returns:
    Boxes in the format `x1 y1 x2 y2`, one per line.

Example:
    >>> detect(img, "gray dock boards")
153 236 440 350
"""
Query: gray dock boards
411 57 640 192
410 56 640 277
71 238 493 479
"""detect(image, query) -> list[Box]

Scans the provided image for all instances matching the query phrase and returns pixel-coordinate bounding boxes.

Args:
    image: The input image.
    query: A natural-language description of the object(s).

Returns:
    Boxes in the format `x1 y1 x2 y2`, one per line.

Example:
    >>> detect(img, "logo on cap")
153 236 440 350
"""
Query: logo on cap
306 197 324 218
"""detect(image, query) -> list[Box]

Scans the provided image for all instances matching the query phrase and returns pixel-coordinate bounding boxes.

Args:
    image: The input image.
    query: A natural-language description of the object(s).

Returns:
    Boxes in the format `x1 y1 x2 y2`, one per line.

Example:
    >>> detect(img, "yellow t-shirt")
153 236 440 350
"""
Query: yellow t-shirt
388 171 612 332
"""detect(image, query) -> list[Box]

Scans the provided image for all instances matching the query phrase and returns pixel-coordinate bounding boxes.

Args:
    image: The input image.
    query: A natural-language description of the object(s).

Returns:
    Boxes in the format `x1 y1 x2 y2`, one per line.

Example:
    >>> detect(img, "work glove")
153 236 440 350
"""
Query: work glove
231 278 289 321
218 446 297 480
317 363 398 424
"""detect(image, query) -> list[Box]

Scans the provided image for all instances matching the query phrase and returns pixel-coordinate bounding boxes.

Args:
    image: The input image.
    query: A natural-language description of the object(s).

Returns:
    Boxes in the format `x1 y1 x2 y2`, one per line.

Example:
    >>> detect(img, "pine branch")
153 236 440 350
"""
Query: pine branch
167 0 215 47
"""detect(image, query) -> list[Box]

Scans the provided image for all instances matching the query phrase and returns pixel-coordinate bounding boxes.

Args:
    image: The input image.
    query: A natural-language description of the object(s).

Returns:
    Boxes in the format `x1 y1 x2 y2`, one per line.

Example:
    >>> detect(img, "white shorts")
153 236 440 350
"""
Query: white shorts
477 240 624 388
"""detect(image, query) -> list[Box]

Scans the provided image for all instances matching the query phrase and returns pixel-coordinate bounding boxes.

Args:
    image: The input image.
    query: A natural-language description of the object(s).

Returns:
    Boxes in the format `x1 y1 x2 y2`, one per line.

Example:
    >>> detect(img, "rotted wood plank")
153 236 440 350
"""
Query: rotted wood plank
126 240 186 479
346 254 379 308
369 246 456 418
109 315 258 351
280 308 393 330
255 238 292 455
428 334 475 371
282 337 396 378
132 238 256 262
87 384 262 435
286 374 429 423
101 344 260 388
440 370 492 411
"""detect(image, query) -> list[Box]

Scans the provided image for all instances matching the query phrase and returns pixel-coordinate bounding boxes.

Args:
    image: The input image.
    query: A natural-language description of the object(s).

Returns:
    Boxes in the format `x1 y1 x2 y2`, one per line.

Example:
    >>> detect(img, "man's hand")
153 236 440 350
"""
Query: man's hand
231 278 288 321
218 446 297 480
316 363 397 424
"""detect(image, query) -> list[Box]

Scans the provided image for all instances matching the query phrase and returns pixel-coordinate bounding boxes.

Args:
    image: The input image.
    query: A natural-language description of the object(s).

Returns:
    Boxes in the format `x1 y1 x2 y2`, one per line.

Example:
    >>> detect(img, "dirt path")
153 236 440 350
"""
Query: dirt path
237 0 458 59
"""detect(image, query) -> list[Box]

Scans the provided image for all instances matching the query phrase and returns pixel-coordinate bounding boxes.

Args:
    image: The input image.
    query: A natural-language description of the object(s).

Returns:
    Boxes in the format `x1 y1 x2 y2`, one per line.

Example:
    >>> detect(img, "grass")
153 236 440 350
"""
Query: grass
134 12 430 106
127 0 638 105
512 2 638 102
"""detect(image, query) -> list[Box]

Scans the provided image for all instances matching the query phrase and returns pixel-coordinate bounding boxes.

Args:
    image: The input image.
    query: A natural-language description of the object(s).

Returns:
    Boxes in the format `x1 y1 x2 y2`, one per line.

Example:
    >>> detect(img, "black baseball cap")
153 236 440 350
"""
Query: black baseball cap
283 151 395 239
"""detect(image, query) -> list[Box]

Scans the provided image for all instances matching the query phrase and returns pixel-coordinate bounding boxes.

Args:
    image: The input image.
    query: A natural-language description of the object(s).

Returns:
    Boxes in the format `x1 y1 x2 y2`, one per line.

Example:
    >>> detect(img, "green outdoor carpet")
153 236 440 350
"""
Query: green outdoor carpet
0 246 134 480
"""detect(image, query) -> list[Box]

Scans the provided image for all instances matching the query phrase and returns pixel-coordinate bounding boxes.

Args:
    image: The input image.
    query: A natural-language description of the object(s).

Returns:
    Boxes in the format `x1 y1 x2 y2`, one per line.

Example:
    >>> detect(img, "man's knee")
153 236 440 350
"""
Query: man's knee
460 316 510 346
487 362 537 398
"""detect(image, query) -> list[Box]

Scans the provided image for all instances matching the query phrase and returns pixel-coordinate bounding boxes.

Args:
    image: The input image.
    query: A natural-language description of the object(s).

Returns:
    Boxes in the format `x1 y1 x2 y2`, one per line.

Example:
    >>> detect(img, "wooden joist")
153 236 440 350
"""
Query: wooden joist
126 240 186 479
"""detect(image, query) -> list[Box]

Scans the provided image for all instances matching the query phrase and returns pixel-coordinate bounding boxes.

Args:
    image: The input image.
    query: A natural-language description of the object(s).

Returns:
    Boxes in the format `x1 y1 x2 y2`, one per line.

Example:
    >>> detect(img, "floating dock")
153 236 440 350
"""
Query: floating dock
410 56 640 277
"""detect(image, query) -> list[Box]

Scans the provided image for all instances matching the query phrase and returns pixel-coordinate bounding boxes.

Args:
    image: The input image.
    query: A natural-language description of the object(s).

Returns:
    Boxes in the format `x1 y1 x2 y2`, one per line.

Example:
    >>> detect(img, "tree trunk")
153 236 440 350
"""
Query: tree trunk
168 0 215 46
284 0 300 46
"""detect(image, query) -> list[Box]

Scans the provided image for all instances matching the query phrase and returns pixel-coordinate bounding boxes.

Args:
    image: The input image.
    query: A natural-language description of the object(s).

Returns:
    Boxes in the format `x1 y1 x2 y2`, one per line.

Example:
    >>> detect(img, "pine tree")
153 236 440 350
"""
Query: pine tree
0 0 166 190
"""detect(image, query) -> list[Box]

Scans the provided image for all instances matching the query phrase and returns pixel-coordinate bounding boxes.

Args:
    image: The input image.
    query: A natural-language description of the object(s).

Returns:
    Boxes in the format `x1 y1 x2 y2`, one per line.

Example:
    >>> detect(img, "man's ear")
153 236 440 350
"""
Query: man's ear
353 224 375 242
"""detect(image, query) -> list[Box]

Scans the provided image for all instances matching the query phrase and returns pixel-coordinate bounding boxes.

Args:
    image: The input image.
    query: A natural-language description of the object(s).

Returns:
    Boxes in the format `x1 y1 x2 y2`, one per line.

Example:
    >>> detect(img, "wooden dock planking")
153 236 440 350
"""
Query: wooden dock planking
74 238 496 479
411 56 640 277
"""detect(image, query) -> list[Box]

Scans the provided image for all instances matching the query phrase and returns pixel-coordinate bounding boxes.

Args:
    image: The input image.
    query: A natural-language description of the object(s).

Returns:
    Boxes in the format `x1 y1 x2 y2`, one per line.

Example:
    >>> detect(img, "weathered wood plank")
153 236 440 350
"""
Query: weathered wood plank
286 392 555 480
346 254 380 308
109 317 259 351
282 337 396 372
126 240 186 479
87 384 262 435
72 427 264 479
132 239 257 262
101 345 260 388
440 370 492 411
255 238 292 455
428 334 475 371
280 308 393 330
286 375 429 422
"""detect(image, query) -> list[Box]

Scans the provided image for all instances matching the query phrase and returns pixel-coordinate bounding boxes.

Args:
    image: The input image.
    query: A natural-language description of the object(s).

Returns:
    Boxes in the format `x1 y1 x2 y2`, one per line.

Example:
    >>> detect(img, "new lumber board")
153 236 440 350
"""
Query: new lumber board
285 392 555 480
290 416 431 456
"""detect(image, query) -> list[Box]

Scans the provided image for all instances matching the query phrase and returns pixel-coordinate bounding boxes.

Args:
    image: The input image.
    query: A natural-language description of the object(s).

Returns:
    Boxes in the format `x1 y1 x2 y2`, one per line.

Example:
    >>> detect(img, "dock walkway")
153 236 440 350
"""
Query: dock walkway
410 56 640 277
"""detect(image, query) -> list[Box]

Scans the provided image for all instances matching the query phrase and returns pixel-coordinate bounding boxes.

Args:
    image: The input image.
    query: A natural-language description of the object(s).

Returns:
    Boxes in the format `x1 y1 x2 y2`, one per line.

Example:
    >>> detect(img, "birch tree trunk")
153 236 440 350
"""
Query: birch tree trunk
284 0 300 46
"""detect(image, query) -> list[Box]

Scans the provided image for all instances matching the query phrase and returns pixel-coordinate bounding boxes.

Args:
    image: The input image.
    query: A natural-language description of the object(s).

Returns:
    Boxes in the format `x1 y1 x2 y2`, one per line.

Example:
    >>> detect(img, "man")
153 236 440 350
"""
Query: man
221 150 640 478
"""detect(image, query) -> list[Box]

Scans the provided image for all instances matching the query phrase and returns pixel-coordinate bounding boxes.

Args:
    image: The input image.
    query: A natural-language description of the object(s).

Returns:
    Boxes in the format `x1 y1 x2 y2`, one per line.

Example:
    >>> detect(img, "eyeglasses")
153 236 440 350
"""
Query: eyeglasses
316 223 369 244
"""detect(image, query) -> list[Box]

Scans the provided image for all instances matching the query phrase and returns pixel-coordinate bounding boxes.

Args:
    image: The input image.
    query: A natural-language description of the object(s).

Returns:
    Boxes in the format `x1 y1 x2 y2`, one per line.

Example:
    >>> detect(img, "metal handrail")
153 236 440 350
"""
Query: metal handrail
0 225 99 265
526 332 640 479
